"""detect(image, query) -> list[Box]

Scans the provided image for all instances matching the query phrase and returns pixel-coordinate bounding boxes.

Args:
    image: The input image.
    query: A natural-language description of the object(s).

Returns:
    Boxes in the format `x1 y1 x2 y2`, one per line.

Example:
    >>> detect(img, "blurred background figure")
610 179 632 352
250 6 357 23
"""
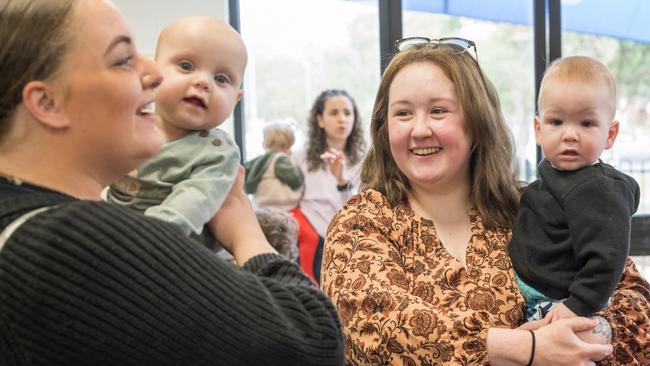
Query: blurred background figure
292 89 366 283
256 207 299 263
245 122 304 211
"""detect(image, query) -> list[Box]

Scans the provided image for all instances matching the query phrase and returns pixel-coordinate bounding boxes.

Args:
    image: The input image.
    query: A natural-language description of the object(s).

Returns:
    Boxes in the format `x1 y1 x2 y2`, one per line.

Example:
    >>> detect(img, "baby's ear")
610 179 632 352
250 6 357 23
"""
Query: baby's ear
533 115 542 145
236 89 244 103
605 120 620 149
21 80 70 130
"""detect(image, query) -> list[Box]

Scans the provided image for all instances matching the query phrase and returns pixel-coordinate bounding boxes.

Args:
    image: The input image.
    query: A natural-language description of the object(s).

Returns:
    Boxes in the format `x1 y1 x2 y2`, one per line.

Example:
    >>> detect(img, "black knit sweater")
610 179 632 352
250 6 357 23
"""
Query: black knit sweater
509 159 640 316
0 179 343 365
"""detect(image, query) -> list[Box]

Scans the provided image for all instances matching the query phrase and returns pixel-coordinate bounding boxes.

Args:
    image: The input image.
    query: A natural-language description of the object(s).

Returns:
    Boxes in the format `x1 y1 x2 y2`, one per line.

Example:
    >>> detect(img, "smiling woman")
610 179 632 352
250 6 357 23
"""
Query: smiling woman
321 39 650 365
0 1 344 365
56 0 164 183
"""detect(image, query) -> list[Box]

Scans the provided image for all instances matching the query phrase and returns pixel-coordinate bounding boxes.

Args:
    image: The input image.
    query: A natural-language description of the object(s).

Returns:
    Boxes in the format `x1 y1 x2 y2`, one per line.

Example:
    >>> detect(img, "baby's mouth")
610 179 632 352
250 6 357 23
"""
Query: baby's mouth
183 96 207 109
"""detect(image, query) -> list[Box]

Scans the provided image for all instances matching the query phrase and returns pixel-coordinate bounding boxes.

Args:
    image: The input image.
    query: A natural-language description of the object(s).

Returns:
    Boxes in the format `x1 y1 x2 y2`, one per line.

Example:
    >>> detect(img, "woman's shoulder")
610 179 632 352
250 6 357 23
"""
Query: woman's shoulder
25 199 176 237
333 189 404 228
344 188 390 208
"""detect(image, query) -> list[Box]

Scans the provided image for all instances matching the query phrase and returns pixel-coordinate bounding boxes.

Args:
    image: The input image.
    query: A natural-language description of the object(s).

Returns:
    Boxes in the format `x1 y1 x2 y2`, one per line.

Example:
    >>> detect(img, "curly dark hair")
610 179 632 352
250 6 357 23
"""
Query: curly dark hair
305 89 366 172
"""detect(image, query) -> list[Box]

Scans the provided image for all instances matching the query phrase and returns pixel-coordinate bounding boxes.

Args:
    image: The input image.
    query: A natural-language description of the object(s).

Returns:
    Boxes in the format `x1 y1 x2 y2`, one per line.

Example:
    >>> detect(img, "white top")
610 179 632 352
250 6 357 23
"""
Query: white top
292 148 362 237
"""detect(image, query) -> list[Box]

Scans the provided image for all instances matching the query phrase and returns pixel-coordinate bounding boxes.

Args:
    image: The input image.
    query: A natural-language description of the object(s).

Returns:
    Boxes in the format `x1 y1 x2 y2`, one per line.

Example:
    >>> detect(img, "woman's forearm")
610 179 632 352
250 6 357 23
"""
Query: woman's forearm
489 318 613 366
487 328 532 366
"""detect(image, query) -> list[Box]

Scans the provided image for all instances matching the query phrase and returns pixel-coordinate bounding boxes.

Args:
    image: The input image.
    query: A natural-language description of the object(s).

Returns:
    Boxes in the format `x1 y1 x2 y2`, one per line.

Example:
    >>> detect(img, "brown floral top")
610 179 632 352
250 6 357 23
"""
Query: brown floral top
321 190 650 365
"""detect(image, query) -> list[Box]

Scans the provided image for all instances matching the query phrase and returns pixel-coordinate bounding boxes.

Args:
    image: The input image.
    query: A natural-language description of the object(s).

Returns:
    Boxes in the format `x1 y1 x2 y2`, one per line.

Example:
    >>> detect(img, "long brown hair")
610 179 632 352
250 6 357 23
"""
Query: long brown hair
0 0 75 143
305 89 366 172
362 46 521 229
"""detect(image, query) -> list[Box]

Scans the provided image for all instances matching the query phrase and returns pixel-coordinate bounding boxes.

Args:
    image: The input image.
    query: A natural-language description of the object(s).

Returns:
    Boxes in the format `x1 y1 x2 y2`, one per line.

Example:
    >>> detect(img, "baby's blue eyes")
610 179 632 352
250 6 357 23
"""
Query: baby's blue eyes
178 61 230 84
214 75 229 84
548 120 594 127
179 61 193 71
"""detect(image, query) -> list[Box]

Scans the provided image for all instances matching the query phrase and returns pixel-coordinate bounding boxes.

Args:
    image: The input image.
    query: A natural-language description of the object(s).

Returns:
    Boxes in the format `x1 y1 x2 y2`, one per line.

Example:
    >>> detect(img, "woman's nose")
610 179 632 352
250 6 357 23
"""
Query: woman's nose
411 114 432 138
142 57 163 89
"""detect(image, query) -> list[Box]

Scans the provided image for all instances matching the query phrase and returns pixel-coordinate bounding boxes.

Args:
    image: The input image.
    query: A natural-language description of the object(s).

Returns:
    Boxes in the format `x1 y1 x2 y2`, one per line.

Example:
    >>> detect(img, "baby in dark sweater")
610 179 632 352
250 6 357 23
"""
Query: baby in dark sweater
509 56 640 324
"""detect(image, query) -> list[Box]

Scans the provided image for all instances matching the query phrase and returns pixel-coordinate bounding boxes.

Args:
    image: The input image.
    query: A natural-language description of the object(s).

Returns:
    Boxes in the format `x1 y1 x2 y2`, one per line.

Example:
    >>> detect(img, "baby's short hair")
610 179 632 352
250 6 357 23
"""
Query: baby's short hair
540 56 617 118
256 207 298 262
263 122 295 152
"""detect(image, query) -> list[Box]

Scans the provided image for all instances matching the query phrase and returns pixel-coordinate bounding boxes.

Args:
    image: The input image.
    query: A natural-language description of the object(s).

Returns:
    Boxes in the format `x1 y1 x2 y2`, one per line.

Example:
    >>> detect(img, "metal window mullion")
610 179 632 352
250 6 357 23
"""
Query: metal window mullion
378 0 402 74
229 0 245 163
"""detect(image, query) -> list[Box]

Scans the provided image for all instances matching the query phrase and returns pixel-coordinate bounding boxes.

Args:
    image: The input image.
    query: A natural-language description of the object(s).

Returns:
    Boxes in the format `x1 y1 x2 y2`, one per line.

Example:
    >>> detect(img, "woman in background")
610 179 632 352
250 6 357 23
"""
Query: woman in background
293 89 366 283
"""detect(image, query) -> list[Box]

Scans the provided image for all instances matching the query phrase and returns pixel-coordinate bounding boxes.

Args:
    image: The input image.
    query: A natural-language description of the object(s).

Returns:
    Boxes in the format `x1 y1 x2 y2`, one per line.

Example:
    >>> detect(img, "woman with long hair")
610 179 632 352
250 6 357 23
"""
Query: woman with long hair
292 89 366 283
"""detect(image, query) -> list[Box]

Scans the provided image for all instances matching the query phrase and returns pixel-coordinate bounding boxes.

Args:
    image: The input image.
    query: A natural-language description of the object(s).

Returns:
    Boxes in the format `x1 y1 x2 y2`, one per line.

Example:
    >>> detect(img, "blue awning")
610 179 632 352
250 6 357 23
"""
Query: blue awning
393 0 650 44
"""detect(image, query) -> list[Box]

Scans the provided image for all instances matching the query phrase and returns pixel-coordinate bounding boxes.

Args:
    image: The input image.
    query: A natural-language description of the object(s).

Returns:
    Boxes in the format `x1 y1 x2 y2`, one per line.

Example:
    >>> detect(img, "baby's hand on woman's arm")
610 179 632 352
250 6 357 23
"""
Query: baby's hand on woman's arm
545 303 577 323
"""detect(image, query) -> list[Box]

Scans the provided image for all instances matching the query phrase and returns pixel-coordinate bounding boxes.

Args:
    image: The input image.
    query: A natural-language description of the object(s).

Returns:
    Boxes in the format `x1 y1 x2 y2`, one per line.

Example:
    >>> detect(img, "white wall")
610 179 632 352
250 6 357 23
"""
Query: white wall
111 0 228 57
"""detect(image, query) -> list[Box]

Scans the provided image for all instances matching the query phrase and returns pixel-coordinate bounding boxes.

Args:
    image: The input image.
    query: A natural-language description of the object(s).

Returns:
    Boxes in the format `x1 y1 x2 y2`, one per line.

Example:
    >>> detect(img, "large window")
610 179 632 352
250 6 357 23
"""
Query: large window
402 7 536 181
562 29 650 215
239 0 379 159
560 1 650 277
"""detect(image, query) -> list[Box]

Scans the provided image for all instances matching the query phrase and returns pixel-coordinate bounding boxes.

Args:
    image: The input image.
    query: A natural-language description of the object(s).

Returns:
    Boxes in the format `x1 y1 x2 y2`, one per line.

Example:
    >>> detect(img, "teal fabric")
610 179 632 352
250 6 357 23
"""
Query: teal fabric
107 128 240 237
515 273 558 321
515 273 553 305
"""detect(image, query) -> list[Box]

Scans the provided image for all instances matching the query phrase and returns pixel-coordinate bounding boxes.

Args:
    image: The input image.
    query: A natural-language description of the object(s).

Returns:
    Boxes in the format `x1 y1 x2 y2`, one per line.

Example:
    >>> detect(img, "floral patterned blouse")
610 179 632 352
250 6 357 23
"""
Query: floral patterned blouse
321 189 650 365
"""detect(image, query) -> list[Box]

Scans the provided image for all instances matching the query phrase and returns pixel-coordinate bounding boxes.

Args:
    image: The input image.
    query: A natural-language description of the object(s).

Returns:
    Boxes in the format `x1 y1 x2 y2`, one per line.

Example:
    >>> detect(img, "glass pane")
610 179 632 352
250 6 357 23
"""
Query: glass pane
562 3 650 214
561 0 650 273
402 3 536 181
239 0 379 159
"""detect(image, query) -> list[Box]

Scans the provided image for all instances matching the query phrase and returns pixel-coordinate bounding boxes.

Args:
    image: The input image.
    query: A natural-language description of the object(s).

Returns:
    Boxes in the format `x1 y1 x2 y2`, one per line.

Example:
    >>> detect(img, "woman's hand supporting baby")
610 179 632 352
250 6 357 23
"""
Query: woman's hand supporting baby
209 166 277 265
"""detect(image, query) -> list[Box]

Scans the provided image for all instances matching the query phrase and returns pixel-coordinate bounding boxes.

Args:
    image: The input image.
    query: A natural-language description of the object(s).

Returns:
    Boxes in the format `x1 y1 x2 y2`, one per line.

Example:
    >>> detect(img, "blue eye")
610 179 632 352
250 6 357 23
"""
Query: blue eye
214 74 229 84
179 61 193 71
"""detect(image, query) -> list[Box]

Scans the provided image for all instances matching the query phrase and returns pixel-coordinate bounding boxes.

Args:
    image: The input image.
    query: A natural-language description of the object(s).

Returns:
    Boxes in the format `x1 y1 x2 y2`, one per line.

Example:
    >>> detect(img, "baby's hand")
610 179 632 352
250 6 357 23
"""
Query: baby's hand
545 303 577 323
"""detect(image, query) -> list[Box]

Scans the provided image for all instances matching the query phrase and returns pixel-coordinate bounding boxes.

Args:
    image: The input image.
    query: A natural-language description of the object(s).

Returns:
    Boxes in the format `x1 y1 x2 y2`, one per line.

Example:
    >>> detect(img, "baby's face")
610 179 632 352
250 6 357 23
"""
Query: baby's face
535 77 618 171
154 22 246 132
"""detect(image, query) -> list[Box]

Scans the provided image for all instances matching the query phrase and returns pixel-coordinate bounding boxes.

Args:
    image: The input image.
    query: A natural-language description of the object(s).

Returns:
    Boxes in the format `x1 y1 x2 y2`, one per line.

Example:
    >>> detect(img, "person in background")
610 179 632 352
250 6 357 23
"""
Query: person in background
244 122 304 211
107 16 245 252
509 56 640 325
293 89 366 283
256 207 299 263
0 1 344 364
321 37 649 365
